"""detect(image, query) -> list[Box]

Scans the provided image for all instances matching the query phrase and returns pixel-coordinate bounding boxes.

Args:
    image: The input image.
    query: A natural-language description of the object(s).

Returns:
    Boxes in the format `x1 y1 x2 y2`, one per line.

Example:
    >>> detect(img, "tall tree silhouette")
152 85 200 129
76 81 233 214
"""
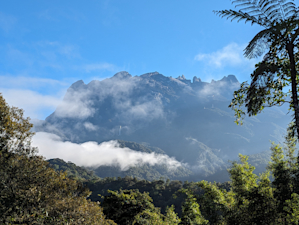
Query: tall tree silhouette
215 0 299 138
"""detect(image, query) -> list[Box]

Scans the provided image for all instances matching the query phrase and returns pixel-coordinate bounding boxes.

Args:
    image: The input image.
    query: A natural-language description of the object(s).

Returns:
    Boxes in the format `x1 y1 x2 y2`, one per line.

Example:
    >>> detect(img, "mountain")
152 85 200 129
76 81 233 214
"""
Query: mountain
35 71 291 181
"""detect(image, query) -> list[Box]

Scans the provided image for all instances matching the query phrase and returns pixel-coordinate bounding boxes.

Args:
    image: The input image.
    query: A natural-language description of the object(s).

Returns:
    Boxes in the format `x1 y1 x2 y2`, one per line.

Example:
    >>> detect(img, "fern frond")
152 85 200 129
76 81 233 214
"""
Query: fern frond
263 4 280 15
258 0 273 8
243 9 264 16
244 28 272 58
239 5 260 12
231 0 297 23
281 2 297 18
268 9 282 21
232 0 258 5
214 9 267 26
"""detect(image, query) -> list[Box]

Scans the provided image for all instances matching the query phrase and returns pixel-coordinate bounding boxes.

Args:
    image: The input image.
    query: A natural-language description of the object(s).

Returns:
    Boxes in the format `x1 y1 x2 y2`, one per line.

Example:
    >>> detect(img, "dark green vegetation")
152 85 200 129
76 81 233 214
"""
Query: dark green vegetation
93 163 192 182
85 176 230 217
47 158 100 181
101 189 181 225
0 94 115 224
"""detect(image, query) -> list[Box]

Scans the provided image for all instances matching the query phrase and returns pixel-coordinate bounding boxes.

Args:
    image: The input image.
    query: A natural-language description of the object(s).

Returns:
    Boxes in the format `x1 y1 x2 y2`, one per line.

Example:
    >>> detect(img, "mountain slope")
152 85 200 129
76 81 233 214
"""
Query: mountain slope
35 71 291 179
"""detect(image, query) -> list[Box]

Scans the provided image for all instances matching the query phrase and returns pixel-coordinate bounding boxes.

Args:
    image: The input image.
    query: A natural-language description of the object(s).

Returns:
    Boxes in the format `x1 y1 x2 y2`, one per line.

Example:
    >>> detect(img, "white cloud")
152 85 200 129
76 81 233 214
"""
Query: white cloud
195 43 245 68
0 75 71 120
194 43 262 78
1 89 61 119
0 75 67 89
32 132 182 170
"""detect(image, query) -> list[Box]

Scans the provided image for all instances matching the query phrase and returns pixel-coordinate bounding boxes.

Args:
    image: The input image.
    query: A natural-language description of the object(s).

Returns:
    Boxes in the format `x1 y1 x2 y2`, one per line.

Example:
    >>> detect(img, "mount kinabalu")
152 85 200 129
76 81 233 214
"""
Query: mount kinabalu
36 71 290 179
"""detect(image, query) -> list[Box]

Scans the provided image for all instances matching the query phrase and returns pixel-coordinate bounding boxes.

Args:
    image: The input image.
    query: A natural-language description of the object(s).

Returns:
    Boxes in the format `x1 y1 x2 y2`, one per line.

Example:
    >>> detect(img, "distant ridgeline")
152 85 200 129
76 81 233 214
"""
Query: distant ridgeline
37 71 291 182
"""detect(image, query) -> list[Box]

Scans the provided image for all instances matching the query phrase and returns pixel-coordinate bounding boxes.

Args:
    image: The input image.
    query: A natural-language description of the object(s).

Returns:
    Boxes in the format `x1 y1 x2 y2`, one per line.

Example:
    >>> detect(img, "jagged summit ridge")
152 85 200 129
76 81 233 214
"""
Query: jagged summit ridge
86 71 239 84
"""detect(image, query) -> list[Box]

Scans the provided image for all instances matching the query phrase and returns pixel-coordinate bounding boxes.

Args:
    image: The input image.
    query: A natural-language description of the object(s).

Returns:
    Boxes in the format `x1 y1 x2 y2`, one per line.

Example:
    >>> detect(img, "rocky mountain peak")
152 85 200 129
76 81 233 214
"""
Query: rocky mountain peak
176 75 191 85
193 76 201 83
112 71 132 79
220 75 239 83
177 75 186 80
69 80 86 91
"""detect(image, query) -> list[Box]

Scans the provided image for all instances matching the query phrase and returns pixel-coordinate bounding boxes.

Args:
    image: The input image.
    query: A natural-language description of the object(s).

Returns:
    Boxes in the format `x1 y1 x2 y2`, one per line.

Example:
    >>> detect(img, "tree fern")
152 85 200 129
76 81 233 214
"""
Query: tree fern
218 0 299 140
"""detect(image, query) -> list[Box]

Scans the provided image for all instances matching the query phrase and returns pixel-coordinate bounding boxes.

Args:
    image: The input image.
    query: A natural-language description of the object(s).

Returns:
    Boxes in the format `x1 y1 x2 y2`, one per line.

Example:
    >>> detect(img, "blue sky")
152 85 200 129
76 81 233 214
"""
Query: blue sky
0 0 273 119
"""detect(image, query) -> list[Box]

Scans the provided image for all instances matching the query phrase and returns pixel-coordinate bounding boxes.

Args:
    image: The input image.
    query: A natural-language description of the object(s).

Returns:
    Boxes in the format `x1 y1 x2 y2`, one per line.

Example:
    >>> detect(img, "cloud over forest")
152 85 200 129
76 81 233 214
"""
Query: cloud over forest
32 132 183 170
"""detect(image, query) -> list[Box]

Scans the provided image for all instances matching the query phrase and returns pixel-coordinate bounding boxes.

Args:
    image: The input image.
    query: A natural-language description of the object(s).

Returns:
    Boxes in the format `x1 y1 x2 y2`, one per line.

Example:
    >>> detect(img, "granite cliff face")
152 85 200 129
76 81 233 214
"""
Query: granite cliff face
36 71 290 173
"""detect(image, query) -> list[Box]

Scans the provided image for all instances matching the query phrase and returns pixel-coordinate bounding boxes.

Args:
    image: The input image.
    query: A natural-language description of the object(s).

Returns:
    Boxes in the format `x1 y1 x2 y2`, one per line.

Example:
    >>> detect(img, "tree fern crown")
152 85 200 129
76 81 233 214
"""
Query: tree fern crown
214 0 299 58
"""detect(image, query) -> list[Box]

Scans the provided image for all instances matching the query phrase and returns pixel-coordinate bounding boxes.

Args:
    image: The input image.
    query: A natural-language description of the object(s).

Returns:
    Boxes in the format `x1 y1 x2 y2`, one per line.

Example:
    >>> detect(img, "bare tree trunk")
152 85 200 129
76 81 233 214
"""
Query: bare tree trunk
286 42 299 140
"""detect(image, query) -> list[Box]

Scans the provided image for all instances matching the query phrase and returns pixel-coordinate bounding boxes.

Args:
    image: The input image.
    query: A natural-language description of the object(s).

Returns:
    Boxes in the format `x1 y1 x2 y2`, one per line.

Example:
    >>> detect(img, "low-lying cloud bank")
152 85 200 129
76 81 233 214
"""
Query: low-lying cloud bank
32 132 183 170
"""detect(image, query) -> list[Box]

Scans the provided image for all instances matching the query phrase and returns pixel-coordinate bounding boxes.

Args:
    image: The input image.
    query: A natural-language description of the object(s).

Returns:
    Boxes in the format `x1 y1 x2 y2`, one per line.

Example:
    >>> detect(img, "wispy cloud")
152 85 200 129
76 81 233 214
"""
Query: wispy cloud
33 132 183 170
1 89 62 119
194 42 262 81
0 75 68 89
83 122 98 131
54 89 96 119
0 75 70 119
37 41 81 59
195 43 245 68
84 63 117 73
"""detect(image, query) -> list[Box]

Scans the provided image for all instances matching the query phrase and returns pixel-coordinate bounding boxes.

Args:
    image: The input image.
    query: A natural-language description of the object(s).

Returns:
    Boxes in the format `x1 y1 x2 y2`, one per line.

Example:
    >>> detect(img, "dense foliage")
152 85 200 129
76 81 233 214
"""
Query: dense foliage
196 132 299 224
102 189 180 225
0 94 115 224
85 176 231 217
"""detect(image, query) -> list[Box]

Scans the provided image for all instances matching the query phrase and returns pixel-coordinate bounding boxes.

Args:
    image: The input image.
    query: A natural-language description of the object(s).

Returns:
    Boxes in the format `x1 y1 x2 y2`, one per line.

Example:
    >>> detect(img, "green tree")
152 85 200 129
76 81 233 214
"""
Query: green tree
102 189 158 225
215 0 299 138
0 94 115 224
133 205 181 225
195 127 299 224
197 155 277 224
180 189 208 225
102 188 182 225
